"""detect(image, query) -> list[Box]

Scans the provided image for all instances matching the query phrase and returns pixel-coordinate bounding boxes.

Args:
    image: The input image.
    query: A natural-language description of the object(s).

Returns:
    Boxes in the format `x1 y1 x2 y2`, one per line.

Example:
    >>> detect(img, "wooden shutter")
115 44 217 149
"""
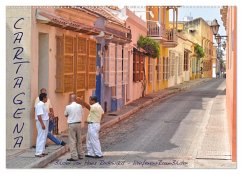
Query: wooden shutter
139 54 144 81
64 35 75 92
123 45 129 84
56 36 64 92
104 43 116 87
56 35 74 93
76 36 87 99
87 39 96 89
148 58 153 83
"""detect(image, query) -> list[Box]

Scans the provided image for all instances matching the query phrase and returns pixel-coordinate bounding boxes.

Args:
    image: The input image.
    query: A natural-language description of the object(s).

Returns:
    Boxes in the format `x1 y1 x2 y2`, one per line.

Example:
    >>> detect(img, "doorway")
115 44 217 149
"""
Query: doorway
38 33 49 91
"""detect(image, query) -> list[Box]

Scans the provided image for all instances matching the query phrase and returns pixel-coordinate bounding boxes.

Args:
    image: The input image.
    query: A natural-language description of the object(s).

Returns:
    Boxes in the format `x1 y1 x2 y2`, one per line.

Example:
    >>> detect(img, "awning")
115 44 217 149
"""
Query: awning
35 9 100 35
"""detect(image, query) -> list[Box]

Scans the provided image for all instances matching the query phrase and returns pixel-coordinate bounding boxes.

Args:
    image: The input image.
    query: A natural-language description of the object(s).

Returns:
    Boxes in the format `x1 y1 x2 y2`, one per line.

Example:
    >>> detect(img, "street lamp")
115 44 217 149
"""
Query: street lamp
211 19 228 40
211 19 220 36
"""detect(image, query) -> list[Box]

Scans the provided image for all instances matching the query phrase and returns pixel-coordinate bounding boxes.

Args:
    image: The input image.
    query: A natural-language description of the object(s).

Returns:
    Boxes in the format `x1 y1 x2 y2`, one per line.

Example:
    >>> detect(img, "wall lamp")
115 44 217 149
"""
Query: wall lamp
211 19 228 40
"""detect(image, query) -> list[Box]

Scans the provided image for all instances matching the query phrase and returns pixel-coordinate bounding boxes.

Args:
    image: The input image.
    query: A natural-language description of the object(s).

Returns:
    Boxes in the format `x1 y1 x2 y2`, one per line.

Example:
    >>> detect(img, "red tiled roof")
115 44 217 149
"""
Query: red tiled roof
36 9 100 35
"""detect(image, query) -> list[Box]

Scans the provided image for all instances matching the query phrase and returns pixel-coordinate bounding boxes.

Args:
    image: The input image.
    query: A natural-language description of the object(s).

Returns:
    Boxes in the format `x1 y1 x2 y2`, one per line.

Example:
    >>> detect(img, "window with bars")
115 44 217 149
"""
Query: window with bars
56 35 96 101
184 50 189 71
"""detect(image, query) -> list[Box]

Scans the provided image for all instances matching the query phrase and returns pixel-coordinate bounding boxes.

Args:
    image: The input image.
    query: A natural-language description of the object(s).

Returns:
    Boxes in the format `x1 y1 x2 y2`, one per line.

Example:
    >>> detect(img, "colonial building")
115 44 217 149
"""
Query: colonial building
146 6 179 92
123 7 148 103
6 6 131 149
83 7 132 112
183 18 214 79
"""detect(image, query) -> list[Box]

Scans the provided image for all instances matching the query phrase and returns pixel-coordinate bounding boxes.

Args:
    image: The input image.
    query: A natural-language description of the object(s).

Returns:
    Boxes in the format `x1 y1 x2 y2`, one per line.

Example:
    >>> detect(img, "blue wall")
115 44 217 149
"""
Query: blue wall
95 44 102 104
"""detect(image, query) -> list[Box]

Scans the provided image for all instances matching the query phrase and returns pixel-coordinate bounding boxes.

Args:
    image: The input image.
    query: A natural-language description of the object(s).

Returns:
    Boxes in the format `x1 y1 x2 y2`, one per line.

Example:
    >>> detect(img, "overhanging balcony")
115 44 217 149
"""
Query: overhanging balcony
147 21 178 48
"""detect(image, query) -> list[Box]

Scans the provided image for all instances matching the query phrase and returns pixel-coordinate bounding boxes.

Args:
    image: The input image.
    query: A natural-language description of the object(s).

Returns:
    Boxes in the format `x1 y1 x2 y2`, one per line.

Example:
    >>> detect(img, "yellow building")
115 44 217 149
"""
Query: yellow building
146 6 178 93
183 18 214 78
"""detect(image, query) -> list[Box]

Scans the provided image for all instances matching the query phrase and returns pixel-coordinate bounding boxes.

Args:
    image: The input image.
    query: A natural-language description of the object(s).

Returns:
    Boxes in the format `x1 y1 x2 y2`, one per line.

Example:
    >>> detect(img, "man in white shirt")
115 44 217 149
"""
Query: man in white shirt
35 93 49 157
35 88 66 146
78 96 104 158
64 94 84 161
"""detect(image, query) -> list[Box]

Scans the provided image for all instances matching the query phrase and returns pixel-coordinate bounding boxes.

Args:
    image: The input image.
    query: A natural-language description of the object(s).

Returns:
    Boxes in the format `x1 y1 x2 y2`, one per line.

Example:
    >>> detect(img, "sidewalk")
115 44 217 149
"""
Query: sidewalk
6 78 212 168
194 81 236 168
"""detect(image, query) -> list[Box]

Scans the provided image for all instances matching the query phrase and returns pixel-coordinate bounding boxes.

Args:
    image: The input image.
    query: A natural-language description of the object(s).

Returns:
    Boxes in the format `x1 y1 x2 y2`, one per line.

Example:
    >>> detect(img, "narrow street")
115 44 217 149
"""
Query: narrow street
46 79 230 168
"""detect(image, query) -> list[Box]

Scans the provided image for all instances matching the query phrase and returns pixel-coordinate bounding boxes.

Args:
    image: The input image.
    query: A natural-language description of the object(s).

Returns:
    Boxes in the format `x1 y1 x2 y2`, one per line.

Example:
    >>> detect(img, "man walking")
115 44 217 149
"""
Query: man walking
64 94 84 161
35 88 66 146
35 93 49 157
78 96 104 158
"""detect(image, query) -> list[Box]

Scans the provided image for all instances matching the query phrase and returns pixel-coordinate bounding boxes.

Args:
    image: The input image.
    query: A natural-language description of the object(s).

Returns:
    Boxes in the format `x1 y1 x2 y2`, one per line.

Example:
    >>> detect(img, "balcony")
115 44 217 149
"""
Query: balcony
147 21 178 48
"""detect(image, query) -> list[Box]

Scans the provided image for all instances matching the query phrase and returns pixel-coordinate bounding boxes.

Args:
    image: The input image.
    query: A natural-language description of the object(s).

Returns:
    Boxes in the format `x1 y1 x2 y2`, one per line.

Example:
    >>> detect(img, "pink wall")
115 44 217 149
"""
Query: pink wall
30 8 95 144
125 8 147 102
225 6 237 162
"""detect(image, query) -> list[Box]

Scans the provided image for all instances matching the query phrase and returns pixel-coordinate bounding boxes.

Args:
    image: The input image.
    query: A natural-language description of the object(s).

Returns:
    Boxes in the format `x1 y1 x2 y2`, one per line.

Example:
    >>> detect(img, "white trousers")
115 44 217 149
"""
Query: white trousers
86 123 102 157
35 120 49 155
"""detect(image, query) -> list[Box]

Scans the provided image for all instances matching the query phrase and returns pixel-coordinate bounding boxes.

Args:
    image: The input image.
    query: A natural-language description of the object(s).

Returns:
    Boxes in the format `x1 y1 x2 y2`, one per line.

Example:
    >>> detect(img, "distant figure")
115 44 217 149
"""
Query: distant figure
79 96 104 158
64 94 84 161
35 88 66 146
35 93 49 157
216 72 220 78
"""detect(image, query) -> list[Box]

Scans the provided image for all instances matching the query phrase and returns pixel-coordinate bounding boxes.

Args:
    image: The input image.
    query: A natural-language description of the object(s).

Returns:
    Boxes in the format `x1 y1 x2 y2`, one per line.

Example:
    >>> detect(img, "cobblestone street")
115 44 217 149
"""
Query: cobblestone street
45 79 235 169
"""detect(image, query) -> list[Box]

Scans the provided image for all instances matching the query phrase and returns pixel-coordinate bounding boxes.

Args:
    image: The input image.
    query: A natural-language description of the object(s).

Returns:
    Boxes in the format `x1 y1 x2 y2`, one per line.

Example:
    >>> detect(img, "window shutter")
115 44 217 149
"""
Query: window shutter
64 35 75 92
56 35 75 93
148 58 153 83
139 55 144 81
123 45 129 84
116 44 122 99
104 43 116 87
87 39 96 89
76 36 87 99
56 36 64 92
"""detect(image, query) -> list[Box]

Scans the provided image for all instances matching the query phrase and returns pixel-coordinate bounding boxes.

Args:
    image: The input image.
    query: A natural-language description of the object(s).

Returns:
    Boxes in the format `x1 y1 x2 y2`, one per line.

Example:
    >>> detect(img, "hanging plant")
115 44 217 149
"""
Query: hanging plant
194 43 205 59
137 35 160 58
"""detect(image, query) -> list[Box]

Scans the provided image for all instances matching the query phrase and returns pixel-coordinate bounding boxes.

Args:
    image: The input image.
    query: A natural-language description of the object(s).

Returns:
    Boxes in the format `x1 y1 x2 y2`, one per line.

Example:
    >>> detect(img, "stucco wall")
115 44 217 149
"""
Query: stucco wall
6 7 33 149
125 8 147 102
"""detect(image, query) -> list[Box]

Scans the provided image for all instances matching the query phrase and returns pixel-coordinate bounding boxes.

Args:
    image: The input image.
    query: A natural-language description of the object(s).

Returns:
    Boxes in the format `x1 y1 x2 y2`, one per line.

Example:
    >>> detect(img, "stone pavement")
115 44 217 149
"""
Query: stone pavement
7 78 232 168
193 81 236 168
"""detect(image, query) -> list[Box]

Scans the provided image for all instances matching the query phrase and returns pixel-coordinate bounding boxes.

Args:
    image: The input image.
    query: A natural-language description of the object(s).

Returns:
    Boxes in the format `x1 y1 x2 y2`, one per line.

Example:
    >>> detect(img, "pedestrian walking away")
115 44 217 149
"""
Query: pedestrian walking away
64 94 84 161
35 88 66 146
35 93 49 157
78 96 104 158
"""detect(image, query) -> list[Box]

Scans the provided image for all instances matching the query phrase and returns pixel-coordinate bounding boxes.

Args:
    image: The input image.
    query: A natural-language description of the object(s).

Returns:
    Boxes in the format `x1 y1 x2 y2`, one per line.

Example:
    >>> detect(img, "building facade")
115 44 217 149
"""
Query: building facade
6 6 131 149
220 6 237 162
183 18 213 79
146 6 178 92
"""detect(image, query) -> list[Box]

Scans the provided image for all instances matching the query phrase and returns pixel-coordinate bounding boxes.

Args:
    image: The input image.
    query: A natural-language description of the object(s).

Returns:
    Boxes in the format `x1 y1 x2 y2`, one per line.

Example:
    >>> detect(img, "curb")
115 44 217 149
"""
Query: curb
29 78 210 168
25 146 69 168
